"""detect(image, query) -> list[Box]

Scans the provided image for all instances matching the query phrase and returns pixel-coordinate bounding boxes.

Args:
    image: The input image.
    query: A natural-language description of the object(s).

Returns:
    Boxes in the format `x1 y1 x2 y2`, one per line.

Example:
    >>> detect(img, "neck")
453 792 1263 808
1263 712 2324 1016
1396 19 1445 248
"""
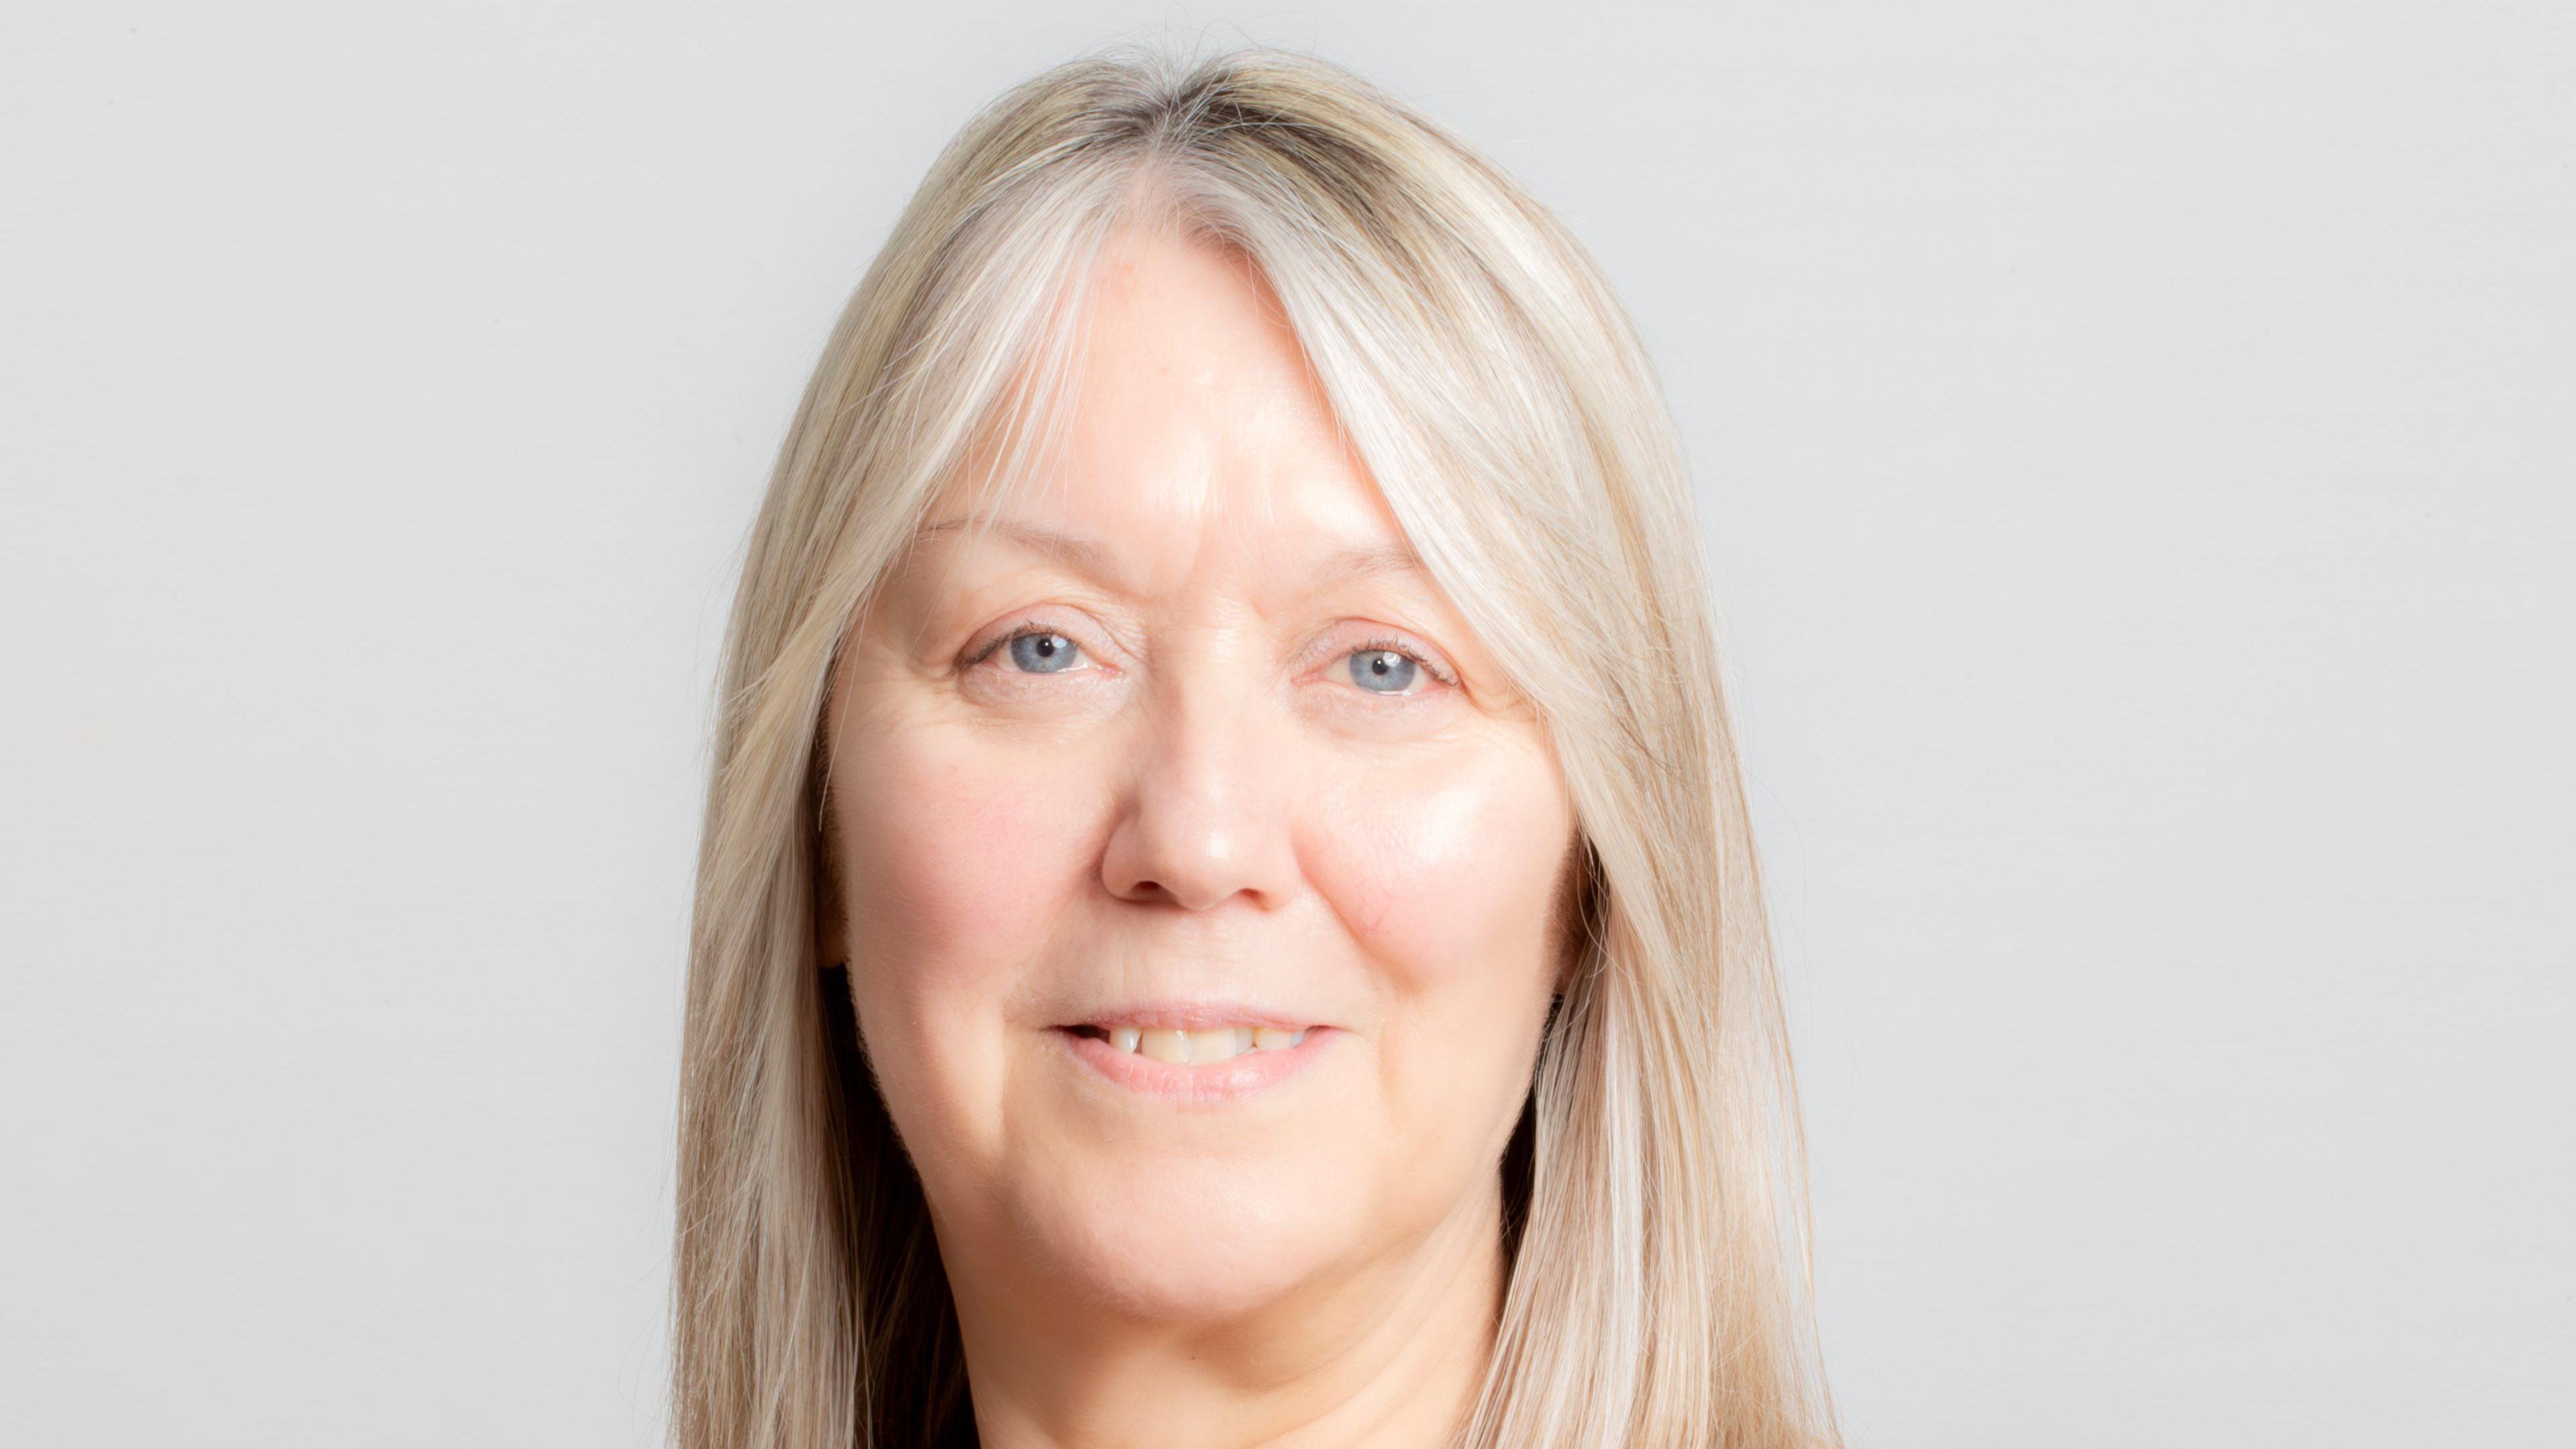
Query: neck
945 1183 1505 1449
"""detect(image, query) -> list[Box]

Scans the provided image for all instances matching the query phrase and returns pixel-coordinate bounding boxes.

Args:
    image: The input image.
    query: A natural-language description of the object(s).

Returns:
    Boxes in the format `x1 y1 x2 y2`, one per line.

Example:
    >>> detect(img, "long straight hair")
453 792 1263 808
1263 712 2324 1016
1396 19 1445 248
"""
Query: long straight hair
674 41 1839 1449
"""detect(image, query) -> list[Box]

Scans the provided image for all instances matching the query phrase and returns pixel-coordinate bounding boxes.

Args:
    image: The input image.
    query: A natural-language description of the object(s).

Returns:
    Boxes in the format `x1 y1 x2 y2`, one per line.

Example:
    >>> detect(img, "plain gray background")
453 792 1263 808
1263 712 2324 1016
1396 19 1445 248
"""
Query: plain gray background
4 2 2569 1445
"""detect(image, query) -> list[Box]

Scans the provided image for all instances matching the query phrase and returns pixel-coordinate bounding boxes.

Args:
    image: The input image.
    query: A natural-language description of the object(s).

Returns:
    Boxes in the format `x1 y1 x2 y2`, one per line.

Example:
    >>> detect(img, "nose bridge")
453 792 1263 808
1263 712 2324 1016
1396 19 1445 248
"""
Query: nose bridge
1102 632 1297 912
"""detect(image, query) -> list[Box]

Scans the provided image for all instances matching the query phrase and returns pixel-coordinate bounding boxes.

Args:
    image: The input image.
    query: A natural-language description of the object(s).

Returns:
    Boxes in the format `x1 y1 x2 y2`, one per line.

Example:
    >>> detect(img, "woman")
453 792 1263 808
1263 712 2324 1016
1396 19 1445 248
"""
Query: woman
675 42 1839 1449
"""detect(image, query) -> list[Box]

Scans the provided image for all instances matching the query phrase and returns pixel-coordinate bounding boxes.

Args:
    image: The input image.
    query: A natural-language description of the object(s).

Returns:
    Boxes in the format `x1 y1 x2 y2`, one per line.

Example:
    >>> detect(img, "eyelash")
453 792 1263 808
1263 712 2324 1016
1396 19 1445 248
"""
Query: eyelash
1344 635 1458 691
967 621 1456 695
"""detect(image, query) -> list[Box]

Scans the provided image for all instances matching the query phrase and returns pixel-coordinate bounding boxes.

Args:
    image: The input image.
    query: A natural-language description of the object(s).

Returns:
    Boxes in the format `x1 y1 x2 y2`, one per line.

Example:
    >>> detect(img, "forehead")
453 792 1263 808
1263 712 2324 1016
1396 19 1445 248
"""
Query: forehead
936 222 1409 590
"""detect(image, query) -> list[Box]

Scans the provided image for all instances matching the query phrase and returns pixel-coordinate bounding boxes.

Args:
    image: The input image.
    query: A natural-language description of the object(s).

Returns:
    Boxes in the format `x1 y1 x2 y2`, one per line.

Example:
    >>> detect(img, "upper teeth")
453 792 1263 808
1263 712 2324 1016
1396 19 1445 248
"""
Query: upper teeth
1104 1025 1307 1065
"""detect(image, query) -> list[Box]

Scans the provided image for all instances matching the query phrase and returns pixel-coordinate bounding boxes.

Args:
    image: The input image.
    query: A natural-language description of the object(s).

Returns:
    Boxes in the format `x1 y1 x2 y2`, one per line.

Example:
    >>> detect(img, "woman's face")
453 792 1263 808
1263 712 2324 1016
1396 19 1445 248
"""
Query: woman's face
820 223 1580 1327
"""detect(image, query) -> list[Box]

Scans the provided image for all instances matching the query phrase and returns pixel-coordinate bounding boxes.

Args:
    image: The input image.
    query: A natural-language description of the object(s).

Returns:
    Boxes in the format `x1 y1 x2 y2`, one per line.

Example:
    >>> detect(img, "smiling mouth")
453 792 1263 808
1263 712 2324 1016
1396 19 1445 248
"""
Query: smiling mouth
1062 1023 1311 1066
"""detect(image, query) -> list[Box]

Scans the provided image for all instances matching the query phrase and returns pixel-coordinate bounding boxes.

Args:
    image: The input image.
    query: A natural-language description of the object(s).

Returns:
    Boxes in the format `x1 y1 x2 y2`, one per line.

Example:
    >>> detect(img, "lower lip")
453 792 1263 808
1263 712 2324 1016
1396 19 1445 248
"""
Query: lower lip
1053 1026 1334 1105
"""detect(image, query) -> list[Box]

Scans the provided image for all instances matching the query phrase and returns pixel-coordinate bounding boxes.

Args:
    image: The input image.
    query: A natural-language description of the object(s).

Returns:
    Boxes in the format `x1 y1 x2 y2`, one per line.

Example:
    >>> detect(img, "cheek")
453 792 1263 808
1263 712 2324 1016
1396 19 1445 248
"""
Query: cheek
1305 735 1575 996
1299 731 1576 1226
828 717 1097 1144
837 737 1068 971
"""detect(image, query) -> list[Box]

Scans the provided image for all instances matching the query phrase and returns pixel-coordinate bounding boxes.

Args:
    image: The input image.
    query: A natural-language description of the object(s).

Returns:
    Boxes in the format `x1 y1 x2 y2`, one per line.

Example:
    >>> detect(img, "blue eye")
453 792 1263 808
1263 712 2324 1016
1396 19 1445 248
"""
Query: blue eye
1348 647 1419 694
1006 630 1082 673
975 625 1444 698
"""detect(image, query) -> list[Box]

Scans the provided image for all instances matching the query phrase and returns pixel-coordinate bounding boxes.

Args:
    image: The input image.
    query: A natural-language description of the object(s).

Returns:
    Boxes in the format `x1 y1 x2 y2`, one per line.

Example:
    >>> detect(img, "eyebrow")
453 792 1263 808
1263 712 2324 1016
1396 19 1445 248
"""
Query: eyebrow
912 515 1429 596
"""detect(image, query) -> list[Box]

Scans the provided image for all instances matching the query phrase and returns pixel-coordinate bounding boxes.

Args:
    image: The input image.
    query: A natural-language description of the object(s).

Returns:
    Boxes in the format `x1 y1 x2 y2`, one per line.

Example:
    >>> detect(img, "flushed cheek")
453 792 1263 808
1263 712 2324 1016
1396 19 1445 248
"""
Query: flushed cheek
1298 737 1574 1228
832 716 1104 1165
836 722 1099 986
1301 738 1574 992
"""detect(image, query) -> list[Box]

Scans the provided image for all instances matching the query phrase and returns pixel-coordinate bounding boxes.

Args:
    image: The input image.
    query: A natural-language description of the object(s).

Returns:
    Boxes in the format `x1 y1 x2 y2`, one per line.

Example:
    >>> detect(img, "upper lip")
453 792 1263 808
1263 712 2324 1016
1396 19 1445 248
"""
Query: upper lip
1055 1000 1320 1032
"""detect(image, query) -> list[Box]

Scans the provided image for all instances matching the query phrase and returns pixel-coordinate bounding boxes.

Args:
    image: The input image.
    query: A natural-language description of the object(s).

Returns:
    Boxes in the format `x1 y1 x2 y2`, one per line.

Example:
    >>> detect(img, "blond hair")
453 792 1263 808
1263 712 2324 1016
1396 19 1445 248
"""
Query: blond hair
674 40 1839 1449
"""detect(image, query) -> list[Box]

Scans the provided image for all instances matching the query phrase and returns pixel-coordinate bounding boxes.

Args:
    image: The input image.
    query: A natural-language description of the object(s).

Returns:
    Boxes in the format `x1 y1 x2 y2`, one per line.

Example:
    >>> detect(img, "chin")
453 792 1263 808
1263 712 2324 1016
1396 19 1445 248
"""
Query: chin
1010 1155 1365 1323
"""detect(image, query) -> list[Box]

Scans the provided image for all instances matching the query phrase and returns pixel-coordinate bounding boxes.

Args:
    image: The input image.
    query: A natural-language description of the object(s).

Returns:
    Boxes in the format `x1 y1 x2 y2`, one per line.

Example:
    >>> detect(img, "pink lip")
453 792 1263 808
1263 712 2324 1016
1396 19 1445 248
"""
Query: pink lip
1053 1025 1335 1106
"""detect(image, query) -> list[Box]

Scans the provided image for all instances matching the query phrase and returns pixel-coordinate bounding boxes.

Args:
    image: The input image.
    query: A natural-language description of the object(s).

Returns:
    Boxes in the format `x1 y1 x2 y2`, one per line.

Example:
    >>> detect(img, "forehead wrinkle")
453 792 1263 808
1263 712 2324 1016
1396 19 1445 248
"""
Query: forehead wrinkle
909 513 1432 606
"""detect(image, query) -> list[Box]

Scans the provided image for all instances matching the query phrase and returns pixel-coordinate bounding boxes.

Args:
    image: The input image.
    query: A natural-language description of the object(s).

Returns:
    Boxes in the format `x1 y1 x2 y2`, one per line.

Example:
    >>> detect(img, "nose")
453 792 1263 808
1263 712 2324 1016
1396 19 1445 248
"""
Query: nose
1097 656 1301 913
